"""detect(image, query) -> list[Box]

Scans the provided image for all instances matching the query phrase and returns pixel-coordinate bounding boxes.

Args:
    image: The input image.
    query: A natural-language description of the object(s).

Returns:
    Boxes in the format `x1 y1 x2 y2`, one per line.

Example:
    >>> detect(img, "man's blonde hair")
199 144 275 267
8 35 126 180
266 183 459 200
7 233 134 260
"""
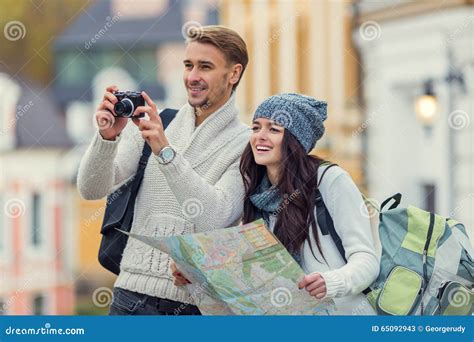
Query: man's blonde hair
186 25 248 90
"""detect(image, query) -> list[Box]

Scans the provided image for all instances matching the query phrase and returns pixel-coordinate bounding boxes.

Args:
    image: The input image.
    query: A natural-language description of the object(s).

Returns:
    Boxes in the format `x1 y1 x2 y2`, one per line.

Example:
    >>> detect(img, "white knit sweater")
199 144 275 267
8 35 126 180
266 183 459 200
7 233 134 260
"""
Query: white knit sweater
77 94 250 304
268 165 380 315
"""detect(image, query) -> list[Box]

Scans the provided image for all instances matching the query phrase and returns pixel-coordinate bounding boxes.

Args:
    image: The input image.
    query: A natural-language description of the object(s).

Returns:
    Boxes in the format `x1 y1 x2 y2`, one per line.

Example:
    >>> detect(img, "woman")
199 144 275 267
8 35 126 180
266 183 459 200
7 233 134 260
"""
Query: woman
173 93 379 315
238 93 379 315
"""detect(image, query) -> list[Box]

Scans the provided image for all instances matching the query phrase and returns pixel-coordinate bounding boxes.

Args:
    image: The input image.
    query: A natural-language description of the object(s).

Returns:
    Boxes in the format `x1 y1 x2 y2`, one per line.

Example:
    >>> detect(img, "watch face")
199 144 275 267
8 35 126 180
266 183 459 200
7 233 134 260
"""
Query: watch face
162 147 174 162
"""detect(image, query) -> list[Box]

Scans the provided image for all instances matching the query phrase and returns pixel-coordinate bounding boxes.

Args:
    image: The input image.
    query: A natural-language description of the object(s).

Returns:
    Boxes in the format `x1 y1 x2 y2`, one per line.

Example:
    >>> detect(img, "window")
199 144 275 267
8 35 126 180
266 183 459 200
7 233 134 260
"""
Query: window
134 49 157 84
31 193 42 246
422 183 436 213
33 295 44 315
95 50 121 69
57 51 92 86
122 49 157 84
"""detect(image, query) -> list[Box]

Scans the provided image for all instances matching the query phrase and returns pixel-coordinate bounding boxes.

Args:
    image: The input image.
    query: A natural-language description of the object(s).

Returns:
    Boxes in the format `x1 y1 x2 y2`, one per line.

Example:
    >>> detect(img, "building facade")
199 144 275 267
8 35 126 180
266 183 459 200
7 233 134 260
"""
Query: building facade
353 0 473 240
0 73 75 315
219 0 366 186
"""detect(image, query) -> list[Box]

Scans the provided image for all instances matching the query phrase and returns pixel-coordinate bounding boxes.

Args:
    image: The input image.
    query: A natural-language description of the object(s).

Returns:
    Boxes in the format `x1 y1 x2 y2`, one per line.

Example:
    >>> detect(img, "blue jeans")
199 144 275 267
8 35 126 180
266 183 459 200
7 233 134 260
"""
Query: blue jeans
108 287 202 316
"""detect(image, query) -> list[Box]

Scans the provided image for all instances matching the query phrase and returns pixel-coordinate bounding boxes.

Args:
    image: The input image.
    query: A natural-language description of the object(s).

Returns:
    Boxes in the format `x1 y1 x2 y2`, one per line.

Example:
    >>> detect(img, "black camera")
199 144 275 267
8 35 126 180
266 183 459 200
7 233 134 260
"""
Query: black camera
113 91 145 118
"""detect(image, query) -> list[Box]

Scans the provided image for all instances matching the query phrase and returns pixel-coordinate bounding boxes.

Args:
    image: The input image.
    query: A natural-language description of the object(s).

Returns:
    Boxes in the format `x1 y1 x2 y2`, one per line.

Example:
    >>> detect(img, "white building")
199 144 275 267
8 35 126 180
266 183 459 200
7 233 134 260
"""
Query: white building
353 1 473 240
0 73 76 315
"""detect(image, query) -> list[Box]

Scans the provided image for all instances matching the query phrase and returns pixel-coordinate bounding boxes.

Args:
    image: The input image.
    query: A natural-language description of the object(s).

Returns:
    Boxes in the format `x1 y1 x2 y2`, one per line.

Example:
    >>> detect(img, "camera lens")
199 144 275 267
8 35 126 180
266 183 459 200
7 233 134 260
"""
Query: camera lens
114 98 134 117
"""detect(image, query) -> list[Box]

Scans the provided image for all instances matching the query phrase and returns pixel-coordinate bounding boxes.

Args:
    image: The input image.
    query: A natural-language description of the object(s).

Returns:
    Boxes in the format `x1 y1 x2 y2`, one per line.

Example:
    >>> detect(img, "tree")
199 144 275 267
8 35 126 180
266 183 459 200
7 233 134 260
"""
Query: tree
0 0 90 84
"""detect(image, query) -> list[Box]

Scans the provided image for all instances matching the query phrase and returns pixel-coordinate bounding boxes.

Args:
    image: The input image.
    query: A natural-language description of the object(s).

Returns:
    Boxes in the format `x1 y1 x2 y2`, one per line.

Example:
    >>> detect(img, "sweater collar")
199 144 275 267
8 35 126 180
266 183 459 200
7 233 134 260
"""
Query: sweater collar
167 92 240 152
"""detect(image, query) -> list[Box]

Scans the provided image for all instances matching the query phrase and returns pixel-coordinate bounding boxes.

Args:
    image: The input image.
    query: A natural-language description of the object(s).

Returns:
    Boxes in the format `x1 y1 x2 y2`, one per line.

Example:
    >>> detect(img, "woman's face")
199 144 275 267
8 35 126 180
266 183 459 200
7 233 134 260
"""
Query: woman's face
250 118 284 167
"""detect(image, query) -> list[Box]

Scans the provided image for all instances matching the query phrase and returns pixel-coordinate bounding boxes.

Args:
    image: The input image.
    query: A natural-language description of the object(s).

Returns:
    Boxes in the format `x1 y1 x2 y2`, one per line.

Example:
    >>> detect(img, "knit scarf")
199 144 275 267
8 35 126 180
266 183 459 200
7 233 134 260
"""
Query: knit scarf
249 175 302 266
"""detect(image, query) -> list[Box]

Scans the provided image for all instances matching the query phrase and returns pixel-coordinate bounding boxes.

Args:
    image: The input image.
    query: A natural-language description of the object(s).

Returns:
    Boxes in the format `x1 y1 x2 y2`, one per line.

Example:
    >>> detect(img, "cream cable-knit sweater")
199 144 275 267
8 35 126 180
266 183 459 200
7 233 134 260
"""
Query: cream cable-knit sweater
77 94 250 304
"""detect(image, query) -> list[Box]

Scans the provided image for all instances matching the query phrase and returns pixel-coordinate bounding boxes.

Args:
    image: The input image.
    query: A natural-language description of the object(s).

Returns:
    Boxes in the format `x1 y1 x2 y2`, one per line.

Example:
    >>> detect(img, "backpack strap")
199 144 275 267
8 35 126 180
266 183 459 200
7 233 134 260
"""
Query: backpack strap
380 193 402 211
314 162 370 295
317 163 339 187
315 163 343 255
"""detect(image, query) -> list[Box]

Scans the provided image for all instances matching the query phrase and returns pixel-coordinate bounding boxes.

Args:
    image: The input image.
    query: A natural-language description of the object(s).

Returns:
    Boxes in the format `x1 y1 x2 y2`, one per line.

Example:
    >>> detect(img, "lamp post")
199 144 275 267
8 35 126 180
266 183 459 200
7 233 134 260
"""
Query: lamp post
415 79 438 135
414 45 467 215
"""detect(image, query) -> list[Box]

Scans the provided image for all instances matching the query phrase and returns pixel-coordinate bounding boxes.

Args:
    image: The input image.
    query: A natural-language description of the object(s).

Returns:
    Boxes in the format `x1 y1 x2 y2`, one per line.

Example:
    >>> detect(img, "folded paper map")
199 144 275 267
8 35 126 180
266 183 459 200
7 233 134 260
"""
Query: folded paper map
119 219 335 315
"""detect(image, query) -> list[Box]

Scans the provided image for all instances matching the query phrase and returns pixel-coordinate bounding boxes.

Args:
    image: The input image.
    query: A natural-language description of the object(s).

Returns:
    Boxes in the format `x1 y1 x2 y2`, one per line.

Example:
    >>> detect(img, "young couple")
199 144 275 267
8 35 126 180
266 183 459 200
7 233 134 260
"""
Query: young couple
77 25 379 316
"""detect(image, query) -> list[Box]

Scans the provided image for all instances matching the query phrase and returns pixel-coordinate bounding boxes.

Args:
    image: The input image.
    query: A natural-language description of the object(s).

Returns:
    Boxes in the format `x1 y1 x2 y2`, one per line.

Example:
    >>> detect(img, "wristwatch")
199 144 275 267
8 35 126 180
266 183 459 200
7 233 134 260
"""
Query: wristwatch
157 145 176 165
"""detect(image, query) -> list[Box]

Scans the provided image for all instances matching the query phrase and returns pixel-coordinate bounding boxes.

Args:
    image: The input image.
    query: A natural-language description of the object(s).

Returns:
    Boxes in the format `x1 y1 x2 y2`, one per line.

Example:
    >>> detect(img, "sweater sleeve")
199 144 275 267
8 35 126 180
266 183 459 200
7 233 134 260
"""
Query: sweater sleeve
318 171 380 298
76 123 143 200
155 151 245 233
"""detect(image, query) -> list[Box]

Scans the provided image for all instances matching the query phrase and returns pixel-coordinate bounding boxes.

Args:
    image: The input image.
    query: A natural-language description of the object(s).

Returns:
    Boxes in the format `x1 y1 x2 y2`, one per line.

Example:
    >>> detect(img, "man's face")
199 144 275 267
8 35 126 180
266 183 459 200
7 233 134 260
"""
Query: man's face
183 41 236 113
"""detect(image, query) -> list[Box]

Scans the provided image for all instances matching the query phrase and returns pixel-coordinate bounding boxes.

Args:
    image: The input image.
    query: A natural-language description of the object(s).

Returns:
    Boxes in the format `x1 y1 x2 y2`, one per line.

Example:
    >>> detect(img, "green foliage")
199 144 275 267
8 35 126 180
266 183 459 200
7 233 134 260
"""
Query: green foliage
0 0 90 83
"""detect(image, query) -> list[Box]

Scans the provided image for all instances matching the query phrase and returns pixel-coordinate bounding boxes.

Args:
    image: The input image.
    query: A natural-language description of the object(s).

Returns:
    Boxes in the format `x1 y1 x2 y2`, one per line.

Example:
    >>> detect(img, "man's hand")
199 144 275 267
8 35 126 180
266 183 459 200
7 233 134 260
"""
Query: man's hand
298 272 327 299
132 91 170 155
170 261 191 286
95 85 128 141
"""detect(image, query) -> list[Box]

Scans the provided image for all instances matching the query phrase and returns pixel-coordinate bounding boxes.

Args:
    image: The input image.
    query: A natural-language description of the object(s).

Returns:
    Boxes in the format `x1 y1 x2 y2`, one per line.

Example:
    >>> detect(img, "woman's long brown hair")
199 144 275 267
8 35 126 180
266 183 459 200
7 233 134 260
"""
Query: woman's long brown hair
240 130 326 260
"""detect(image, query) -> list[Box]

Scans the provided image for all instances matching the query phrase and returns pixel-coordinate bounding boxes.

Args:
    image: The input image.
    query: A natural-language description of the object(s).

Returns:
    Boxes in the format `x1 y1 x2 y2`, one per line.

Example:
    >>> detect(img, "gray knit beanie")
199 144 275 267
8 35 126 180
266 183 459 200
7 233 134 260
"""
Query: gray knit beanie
253 93 327 153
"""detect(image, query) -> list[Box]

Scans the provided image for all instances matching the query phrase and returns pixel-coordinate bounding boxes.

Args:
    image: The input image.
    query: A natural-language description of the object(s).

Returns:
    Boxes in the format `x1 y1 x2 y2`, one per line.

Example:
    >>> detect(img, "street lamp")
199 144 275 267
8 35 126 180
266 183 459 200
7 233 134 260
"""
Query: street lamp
415 79 438 128
414 44 469 215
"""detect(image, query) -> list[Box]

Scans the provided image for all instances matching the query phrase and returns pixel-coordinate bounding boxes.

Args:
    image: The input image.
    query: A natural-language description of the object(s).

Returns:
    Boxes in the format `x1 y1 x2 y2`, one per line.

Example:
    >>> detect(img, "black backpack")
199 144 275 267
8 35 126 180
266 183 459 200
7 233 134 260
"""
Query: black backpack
98 108 178 275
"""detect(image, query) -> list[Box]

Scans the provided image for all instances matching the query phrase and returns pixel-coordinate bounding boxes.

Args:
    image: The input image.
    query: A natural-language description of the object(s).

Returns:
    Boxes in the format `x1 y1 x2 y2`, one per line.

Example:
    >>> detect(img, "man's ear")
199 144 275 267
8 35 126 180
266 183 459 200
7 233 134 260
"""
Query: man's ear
229 64 243 86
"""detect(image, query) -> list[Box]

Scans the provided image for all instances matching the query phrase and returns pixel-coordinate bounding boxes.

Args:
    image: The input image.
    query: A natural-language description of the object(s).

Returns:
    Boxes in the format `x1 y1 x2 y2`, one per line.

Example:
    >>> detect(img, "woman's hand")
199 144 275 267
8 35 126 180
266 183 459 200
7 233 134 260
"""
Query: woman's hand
170 261 191 286
298 272 327 299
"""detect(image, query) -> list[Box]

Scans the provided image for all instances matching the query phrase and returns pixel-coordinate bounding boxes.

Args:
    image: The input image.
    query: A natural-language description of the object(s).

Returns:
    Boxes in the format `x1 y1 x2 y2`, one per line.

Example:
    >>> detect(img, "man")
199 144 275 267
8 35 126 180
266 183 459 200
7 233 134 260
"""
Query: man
77 26 250 315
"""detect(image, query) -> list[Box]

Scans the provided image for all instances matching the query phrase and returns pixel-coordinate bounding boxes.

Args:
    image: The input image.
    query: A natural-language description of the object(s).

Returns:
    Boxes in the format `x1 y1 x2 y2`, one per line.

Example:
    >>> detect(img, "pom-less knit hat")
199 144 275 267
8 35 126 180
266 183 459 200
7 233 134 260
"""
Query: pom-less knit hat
253 93 327 153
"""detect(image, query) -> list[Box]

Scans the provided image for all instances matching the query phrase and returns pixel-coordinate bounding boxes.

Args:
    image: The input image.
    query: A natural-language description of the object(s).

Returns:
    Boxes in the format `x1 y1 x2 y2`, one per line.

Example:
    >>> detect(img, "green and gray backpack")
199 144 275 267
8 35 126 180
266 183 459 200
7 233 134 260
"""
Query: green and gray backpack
366 193 474 315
